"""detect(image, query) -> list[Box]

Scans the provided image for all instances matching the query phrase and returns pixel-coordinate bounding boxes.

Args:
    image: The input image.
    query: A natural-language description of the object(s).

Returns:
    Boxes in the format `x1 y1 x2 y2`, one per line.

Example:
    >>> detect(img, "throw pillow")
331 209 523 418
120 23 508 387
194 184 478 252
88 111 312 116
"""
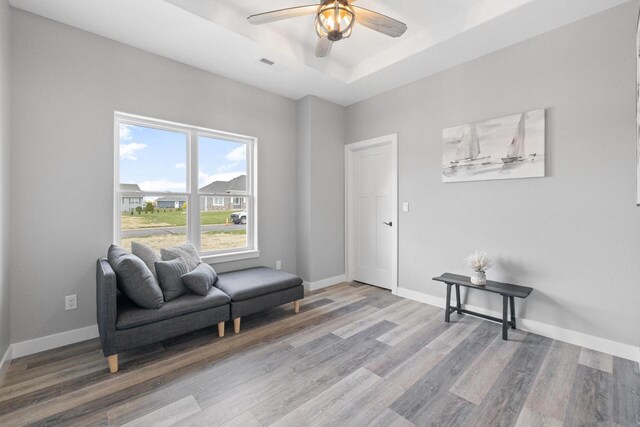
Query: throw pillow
181 262 218 296
107 245 163 309
155 258 190 301
160 243 201 272
131 241 161 280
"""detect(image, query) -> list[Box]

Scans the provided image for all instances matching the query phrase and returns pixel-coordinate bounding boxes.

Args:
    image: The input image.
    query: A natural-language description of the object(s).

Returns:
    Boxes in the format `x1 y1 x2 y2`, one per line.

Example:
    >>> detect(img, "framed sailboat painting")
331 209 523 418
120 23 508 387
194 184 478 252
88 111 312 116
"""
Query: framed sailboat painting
442 109 546 183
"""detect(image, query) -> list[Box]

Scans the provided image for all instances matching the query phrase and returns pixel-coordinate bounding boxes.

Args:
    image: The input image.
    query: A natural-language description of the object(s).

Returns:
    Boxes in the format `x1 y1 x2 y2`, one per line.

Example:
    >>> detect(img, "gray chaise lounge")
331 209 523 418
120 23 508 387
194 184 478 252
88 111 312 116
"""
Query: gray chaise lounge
97 260 304 373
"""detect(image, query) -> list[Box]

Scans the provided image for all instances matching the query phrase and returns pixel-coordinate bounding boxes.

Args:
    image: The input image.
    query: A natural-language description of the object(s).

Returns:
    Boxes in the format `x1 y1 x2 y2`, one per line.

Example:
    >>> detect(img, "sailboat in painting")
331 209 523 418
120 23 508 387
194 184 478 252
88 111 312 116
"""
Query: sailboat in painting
450 124 489 166
502 113 526 163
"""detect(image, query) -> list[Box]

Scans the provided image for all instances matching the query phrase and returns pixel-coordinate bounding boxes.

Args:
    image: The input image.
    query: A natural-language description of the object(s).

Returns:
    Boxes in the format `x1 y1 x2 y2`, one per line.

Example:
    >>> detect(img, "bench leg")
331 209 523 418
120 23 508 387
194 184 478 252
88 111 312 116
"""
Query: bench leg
445 283 452 323
107 354 118 374
294 300 300 314
233 317 241 334
217 321 225 337
455 284 462 314
502 295 509 340
509 296 516 330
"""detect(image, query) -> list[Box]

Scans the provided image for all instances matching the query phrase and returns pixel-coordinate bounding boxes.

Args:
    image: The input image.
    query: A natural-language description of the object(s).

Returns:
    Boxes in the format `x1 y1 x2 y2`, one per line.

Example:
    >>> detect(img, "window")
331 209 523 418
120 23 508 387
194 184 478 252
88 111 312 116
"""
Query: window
115 113 258 262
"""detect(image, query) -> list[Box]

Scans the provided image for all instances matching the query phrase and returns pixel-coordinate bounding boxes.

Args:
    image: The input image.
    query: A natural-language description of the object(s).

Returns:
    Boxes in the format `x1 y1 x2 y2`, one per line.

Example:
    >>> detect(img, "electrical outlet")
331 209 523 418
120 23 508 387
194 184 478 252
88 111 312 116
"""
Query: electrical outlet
65 294 77 311
276 260 282 270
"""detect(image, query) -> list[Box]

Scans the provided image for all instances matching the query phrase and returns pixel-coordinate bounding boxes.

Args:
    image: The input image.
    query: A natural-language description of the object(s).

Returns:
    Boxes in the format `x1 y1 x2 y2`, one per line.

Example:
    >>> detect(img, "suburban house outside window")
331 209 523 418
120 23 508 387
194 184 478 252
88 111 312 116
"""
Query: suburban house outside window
114 112 258 262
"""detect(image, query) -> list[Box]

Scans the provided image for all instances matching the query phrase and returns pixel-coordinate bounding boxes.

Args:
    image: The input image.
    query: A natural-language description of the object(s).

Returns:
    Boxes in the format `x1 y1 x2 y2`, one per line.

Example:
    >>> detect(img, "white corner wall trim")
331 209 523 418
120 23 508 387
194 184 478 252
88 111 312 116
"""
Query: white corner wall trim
397 287 640 364
11 325 99 359
303 274 347 292
0 345 12 384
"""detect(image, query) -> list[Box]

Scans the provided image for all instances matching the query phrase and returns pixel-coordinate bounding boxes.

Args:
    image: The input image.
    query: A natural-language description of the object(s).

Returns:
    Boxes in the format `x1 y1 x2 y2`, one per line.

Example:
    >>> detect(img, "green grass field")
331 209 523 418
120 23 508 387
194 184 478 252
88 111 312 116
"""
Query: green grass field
121 209 241 230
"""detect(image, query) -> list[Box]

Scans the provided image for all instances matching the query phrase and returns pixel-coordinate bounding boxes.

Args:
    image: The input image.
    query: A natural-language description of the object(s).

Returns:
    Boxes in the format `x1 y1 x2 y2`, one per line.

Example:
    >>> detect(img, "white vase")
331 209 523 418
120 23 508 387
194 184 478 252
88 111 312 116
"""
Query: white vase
470 271 486 286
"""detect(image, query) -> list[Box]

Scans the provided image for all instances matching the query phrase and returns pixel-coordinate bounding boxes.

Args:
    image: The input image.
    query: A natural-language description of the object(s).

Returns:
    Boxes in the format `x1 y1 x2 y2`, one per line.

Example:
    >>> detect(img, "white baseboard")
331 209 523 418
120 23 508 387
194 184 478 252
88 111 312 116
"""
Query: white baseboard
11 325 99 359
303 274 347 292
0 344 12 385
397 287 640 364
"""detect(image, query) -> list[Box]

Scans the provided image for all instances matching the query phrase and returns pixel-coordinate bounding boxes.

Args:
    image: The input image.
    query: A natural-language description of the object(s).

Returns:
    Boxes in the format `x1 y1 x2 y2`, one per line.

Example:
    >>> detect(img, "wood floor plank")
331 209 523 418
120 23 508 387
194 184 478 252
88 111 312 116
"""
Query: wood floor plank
250 322 395 425
376 304 441 346
469 333 552 427
391 321 497 424
514 406 563 427
449 329 525 405
318 379 405 427
564 364 613 426
368 408 415 427
611 356 640 427
284 303 378 348
578 348 613 374
121 395 200 427
522 339 581 422
365 315 450 377
218 410 262 427
425 315 481 353
270 367 381 427
332 300 405 339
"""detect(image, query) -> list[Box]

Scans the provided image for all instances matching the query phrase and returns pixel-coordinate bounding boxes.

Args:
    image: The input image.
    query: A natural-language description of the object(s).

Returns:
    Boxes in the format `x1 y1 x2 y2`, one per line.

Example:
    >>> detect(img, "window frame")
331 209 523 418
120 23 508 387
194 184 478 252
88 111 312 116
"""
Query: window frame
113 112 259 263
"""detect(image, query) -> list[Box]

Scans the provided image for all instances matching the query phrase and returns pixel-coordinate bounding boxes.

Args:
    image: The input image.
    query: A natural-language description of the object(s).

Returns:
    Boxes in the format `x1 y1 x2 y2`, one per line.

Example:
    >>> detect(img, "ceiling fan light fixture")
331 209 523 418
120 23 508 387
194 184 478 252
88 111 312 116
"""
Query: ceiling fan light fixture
315 0 354 42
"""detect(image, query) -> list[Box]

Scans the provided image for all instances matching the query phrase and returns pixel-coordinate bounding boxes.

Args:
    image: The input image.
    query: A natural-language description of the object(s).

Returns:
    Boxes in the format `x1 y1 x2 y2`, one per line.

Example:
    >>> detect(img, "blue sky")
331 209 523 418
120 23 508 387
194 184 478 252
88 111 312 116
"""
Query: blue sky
119 124 246 192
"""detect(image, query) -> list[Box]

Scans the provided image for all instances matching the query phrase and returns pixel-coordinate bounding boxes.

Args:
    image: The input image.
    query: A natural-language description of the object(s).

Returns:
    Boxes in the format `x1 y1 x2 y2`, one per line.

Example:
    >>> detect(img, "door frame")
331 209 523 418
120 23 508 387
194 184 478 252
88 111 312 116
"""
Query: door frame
345 133 398 295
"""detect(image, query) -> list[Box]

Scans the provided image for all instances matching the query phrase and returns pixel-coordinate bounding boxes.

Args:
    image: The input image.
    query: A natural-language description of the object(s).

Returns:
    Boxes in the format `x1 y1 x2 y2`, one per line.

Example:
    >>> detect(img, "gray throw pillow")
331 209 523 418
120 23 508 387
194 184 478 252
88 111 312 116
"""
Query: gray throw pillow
181 262 218 296
155 258 190 301
131 241 161 280
107 245 163 309
160 243 201 272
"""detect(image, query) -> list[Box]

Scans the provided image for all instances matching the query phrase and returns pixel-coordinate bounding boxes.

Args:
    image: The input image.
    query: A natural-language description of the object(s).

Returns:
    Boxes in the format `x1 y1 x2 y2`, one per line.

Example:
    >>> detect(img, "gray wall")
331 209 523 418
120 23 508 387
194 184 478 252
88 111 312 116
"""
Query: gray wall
296 96 345 283
346 2 640 347
10 10 298 343
0 0 10 357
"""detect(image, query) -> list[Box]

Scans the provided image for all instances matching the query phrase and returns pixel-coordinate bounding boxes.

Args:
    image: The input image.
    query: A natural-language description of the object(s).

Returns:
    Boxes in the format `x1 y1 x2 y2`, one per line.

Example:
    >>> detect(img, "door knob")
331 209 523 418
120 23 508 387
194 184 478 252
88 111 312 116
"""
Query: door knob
382 221 393 227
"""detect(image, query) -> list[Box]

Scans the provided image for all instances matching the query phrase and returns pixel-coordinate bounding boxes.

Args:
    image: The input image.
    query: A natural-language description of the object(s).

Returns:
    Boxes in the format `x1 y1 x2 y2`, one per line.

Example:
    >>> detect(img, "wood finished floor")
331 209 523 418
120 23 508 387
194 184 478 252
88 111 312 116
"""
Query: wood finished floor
1 282 638 426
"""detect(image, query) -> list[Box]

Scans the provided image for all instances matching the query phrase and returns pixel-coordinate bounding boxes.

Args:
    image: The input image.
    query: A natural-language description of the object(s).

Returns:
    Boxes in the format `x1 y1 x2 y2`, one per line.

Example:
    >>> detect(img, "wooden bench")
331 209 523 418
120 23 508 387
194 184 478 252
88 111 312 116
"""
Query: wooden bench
432 273 533 340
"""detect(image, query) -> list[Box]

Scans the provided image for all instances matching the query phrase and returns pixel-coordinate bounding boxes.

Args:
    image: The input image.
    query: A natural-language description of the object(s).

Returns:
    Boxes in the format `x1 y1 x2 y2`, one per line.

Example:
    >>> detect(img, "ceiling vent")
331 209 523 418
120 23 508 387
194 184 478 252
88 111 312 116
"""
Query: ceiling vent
259 58 275 66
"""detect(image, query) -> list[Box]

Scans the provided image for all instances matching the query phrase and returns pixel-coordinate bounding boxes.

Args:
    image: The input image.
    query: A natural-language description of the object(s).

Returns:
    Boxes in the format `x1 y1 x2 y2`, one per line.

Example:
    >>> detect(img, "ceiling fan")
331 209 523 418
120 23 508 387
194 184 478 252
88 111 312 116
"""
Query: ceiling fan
247 0 408 58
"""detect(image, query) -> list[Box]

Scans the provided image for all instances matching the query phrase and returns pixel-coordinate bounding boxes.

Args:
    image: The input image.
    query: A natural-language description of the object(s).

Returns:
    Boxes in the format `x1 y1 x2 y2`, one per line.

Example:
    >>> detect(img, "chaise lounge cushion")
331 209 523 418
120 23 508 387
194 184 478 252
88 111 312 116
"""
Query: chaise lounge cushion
215 267 303 302
116 286 230 330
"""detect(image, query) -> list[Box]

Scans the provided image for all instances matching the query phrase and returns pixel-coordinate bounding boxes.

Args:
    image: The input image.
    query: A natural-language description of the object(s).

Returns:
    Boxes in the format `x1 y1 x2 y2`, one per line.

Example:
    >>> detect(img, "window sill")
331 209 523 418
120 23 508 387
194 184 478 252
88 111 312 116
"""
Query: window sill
200 249 260 264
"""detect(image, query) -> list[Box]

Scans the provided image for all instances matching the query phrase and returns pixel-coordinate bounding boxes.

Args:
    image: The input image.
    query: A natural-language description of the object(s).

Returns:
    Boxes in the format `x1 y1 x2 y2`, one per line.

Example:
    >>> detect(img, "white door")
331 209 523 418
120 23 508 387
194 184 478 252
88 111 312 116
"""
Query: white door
346 135 397 292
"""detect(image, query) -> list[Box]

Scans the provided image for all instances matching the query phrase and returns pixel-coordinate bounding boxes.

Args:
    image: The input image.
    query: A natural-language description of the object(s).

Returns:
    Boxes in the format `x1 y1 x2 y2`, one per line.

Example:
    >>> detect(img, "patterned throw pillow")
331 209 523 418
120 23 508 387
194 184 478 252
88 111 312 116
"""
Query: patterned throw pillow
155 258 190 301
160 243 201 272
107 245 163 309
181 262 218 296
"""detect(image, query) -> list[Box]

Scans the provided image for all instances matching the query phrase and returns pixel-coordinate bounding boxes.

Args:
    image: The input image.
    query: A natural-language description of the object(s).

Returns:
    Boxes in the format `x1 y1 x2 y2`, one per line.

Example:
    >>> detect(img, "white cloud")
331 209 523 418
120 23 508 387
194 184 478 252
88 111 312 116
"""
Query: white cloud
138 179 186 192
120 142 147 161
226 145 246 162
119 124 133 141
175 162 186 169
198 170 244 187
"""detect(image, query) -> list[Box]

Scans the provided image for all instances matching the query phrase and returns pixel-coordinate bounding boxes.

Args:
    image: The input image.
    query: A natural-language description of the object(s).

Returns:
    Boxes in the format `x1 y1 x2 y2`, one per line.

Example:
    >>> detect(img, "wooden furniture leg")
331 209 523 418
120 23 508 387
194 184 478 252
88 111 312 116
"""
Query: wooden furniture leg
217 321 225 337
294 300 300 314
233 317 241 333
445 283 452 322
455 284 462 314
107 354 118 374
509 296 516 330
502 295 509 340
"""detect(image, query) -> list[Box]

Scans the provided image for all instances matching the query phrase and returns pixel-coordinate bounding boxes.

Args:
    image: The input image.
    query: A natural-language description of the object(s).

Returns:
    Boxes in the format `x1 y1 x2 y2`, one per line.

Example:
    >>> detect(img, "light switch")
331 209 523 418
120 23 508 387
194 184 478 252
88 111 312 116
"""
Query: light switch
402 202 409 212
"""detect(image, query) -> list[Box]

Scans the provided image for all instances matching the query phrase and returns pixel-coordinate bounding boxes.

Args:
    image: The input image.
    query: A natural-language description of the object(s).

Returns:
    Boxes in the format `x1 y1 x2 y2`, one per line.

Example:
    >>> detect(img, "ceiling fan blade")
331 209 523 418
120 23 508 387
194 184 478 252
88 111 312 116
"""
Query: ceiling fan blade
353 6 407 38
247 5 318 25
315 37 333 57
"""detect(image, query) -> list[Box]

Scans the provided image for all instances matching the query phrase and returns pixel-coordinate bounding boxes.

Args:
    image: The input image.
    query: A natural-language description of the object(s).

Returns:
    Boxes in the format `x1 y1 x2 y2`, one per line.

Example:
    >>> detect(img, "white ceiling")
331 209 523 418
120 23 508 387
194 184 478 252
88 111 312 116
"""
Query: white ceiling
9 0 630 106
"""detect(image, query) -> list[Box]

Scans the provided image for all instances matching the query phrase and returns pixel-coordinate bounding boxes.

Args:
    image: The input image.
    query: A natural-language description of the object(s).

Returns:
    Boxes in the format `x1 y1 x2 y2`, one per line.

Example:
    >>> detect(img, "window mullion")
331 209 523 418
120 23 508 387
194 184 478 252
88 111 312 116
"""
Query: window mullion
188 130 201 252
